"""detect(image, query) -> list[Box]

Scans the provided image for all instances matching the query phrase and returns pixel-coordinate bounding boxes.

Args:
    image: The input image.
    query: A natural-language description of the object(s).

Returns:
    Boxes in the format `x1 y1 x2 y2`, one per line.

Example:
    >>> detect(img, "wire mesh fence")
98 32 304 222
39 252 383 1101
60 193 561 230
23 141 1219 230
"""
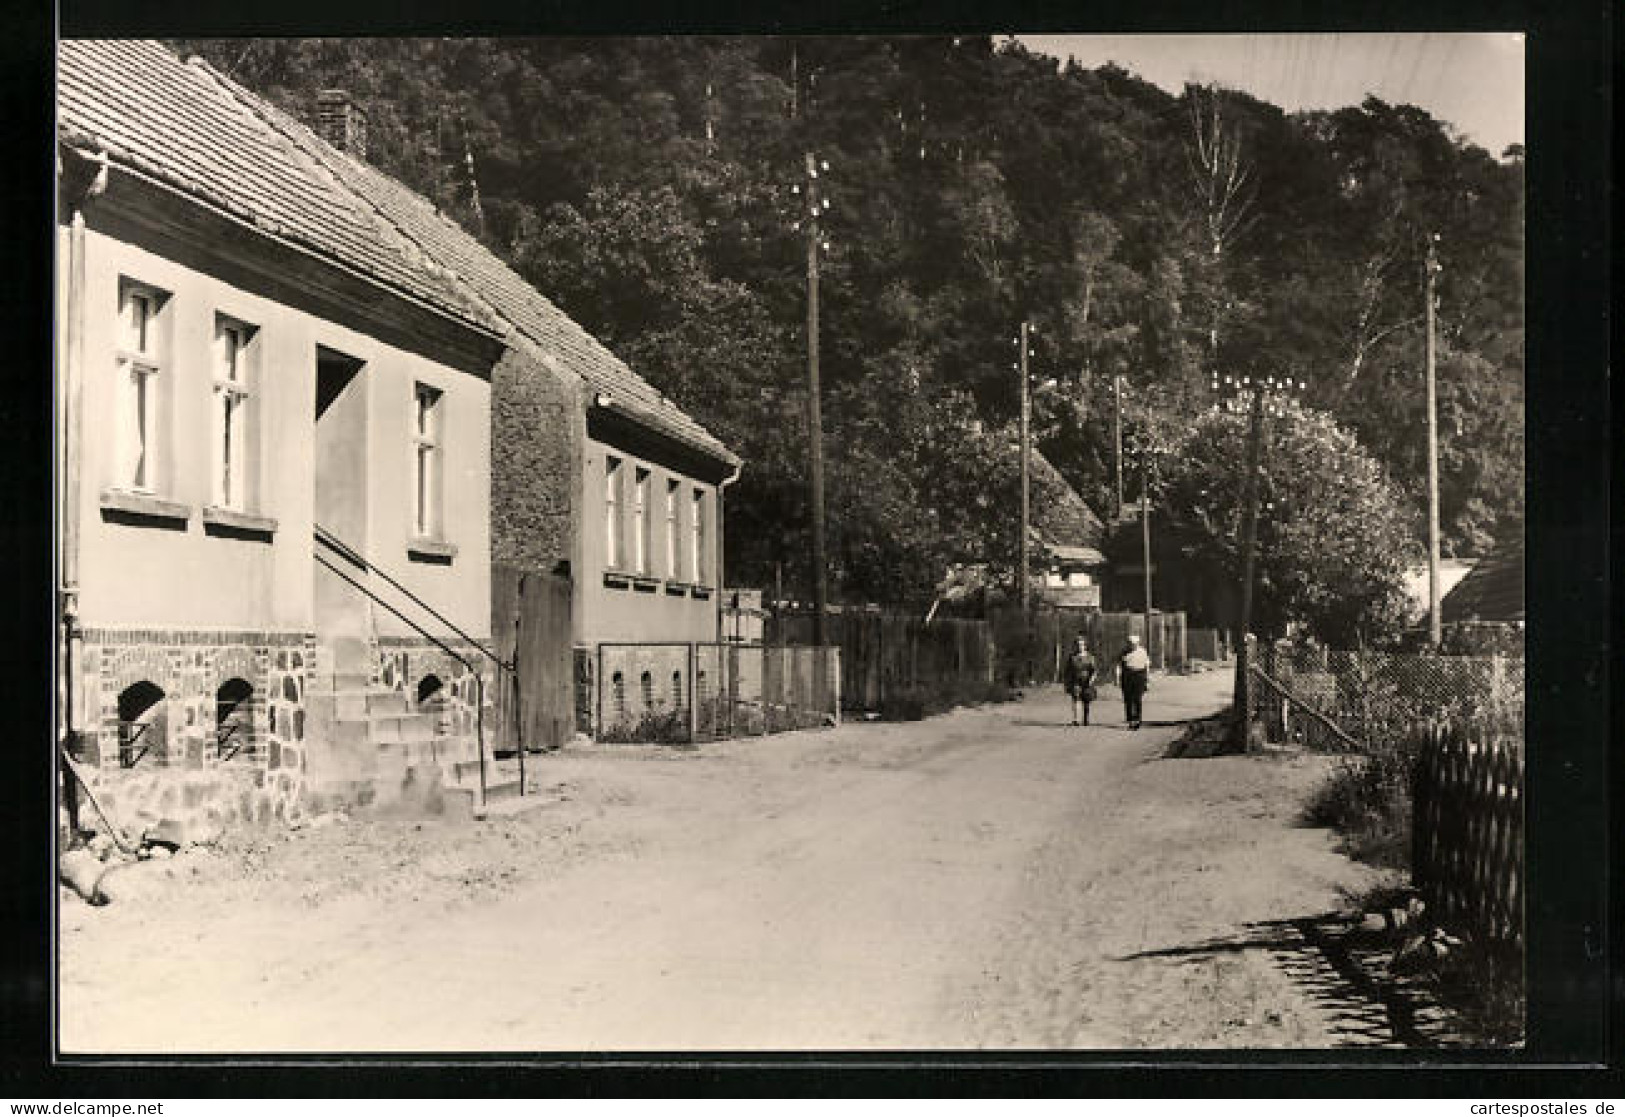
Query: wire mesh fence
1249 639 1524 751
589 642 839 744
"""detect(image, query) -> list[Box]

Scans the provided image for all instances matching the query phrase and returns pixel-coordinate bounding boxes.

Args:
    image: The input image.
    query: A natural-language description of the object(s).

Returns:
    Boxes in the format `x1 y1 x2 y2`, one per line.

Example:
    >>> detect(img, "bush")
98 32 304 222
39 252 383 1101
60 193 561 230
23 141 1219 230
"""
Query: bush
603 708 690 745
1304 745 1417 871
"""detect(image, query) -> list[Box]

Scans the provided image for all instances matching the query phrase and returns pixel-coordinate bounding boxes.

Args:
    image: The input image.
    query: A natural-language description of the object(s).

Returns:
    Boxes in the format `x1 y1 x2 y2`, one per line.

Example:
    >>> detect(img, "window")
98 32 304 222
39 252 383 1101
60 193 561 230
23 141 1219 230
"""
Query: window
412 384 443 537
214 678 254 762
211 316 254 510
691 488 707 585
633 467 652 574
665 479 681 578
115 280 167 492
117 680 167 768
605 456 623 568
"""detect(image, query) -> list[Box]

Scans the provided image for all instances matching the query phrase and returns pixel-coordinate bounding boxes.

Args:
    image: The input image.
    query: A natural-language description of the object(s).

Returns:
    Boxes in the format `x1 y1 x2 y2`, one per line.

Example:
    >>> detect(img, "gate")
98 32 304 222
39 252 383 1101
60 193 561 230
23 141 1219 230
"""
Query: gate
493 563 573 752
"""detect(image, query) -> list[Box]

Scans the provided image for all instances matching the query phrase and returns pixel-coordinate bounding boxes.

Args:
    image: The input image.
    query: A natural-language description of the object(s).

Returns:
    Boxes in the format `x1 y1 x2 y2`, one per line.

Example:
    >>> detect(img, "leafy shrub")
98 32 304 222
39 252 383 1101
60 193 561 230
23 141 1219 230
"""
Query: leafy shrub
1304 744 1418 870
603 708 690 745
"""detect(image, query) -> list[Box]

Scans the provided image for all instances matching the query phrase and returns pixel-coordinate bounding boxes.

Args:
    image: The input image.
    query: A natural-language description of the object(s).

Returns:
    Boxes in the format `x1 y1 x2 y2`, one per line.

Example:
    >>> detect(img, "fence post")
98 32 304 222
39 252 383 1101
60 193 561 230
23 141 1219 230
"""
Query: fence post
727 642 740 737
830 645 841 725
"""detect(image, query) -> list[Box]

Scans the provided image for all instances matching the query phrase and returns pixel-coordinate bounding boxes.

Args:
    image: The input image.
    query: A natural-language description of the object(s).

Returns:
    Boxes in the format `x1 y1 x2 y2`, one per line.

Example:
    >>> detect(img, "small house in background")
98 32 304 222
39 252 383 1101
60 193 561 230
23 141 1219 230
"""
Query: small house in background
1439 535 1524 656
1401 558 1477 625
1030 452 1108 609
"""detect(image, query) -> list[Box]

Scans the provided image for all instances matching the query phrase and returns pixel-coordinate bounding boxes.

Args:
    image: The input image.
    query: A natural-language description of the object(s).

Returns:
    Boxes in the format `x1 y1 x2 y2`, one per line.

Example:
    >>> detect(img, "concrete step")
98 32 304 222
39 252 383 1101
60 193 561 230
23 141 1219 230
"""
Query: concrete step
305 689 411 721
369 712 440 746
308 671 375 695
325 635 373 675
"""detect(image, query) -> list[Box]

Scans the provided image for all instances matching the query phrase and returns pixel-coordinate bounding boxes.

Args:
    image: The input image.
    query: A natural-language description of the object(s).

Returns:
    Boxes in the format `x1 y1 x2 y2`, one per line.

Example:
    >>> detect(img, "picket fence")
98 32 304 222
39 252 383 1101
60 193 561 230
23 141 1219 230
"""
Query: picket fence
1410 719 1524 956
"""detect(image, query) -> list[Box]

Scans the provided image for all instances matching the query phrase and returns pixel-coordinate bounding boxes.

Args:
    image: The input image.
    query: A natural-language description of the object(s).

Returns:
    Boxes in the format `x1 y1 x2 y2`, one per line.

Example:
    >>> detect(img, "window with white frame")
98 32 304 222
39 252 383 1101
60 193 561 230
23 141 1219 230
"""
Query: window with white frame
211 316 254 510
633 467 652 574
115 280 167 492
412 384 443 537
691 487 707 585
665 478 681 579
605 456 623 568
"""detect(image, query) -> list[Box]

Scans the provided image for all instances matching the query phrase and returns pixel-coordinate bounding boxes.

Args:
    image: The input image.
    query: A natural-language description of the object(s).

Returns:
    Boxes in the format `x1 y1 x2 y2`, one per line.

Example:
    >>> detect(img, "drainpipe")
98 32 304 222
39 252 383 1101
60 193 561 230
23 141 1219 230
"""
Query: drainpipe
58 143 108 833
716 459 742 644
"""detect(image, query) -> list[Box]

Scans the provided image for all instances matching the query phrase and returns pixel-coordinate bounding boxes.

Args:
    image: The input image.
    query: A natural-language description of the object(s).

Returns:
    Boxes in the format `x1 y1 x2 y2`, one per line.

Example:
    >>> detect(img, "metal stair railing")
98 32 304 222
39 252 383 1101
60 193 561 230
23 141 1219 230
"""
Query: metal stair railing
314 525 523 804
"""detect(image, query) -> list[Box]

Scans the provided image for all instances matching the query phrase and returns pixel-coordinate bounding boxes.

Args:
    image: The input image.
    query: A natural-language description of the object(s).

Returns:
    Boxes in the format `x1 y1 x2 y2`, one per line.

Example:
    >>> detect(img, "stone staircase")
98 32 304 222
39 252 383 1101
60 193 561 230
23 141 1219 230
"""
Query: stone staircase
304 636 517 818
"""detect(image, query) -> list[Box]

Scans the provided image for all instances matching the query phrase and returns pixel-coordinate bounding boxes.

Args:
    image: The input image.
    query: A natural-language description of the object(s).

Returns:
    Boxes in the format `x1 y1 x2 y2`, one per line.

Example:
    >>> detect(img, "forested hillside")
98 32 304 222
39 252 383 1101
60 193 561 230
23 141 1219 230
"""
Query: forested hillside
175 36 1523 608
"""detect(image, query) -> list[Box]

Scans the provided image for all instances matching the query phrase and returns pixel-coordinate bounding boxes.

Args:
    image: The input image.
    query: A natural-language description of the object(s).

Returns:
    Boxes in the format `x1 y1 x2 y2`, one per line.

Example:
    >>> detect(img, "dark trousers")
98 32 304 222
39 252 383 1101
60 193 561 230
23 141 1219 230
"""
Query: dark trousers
1121 669 1147 725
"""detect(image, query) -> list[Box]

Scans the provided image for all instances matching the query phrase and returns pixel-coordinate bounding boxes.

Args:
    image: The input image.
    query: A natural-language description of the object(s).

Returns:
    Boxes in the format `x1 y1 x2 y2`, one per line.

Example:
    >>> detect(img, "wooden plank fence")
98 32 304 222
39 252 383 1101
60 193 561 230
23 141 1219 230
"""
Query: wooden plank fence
766 608 993 713
1410 720 1524 955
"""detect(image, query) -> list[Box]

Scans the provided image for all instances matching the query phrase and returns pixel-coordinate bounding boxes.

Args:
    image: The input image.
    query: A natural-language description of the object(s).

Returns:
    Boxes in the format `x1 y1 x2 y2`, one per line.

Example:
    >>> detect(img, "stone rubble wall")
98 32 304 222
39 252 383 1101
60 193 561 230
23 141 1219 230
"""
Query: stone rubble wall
73 628 314 841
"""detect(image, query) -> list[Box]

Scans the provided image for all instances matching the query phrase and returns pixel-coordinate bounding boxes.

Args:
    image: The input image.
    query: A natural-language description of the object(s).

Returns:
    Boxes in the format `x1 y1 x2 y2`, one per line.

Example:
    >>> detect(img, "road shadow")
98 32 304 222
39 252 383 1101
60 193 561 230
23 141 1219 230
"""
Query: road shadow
1116 914 1462 1049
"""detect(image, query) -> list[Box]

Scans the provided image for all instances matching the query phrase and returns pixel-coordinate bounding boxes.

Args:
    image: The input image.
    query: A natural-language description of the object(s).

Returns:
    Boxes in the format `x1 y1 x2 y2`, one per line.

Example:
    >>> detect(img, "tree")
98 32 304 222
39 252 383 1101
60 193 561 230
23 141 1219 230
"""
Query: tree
1160 400 1420 645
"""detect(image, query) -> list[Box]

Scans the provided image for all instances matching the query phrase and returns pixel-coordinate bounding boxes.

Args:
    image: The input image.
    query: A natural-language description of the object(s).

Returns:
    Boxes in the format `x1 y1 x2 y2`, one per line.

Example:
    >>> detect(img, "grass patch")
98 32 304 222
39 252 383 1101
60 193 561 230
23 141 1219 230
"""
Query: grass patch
1303 746 1416 872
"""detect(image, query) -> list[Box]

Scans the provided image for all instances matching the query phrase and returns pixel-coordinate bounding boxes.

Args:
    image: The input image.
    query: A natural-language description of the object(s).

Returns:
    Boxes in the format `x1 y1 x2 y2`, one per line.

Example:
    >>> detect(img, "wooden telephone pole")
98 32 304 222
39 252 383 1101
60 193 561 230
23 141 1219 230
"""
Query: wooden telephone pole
1425 232 1443 648
1141 440 1153 663
804 152 828 646
1232 387 1265 740
1018 319 1031 613
1113 374 1125 519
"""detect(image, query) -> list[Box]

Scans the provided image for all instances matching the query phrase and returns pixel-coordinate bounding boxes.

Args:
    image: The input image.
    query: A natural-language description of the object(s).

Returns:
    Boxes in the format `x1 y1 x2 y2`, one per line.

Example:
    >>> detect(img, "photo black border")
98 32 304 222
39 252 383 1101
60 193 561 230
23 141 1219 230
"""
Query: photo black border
5 0 1612 1097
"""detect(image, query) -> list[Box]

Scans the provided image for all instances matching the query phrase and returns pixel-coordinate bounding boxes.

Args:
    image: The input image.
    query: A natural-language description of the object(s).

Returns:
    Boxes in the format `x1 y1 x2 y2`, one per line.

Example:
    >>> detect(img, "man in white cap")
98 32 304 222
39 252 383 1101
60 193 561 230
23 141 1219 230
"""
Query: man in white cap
1117 633 1151 729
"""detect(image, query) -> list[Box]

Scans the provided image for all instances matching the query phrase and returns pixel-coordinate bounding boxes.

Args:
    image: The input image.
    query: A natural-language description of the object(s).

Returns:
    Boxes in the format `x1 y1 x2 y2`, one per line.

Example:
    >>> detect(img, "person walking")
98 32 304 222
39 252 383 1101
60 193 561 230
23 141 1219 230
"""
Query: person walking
1117 633 1151 729
1061 635 1098 726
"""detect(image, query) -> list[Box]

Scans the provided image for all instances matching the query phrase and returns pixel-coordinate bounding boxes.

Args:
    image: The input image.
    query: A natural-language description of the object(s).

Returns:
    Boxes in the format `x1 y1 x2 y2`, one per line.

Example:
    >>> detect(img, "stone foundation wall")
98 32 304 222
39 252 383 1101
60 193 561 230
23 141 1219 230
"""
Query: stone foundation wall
72 628 314 840
373 636 496 765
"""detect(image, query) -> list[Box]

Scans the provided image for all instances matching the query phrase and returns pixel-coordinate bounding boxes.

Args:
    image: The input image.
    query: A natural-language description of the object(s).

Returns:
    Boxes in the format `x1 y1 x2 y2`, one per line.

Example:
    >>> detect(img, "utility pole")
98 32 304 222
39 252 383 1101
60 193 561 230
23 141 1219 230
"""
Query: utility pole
1018 319 1031 613
1113 374 1125 520
1425 232 1443 648
1140 440 1154 665
804 152 829 647
1232 386 1265 743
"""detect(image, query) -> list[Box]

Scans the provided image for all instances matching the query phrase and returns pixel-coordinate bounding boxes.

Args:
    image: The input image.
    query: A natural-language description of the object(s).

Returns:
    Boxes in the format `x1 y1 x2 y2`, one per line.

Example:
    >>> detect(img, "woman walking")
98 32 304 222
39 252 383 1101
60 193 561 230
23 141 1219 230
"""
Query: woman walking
1117 633 1151 729
1062 635 1098 726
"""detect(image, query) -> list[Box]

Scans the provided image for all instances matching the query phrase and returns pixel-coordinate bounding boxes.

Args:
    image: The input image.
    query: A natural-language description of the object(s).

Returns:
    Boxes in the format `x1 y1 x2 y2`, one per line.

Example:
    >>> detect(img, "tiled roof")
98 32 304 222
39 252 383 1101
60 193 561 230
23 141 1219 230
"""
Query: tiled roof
1031 451 1106 550
58 39 738 467
271 131 739 466
57 39 498 334
1442 537 1525 624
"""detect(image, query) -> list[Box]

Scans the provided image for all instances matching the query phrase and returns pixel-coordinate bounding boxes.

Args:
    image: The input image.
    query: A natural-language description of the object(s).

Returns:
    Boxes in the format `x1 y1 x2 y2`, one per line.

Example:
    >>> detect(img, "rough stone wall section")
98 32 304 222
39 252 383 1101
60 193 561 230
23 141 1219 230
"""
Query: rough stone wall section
374 635 497 768
75 628 314 840
491 347 584 576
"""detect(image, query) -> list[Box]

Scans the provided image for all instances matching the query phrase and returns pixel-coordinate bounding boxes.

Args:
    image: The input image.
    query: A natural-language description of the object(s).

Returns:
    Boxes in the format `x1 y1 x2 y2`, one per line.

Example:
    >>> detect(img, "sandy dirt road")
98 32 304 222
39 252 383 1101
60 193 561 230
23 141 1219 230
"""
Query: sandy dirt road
60 671 1393 1053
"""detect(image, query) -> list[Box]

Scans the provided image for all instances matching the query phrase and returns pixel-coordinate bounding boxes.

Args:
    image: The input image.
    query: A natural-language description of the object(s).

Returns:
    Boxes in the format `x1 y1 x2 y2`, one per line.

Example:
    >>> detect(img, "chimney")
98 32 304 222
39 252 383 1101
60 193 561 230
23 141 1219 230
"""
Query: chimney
315 90 369 159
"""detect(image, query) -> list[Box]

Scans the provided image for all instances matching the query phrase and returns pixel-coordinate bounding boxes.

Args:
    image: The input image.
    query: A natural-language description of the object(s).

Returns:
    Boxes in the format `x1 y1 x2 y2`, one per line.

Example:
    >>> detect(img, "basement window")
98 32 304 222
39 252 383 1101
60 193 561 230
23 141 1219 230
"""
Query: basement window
117 680 167 768
215 677 254 762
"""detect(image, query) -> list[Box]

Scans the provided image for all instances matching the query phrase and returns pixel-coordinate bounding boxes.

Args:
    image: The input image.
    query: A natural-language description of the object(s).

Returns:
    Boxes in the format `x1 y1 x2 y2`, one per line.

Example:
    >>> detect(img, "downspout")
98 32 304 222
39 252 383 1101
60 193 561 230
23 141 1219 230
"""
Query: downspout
716 459 742 644
58 143 108 834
